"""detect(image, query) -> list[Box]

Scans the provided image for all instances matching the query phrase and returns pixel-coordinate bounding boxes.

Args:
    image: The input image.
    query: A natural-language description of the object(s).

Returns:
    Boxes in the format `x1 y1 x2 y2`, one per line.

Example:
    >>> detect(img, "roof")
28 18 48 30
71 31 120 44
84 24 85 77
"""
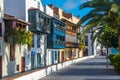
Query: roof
4 14 30 25
61 18 76 26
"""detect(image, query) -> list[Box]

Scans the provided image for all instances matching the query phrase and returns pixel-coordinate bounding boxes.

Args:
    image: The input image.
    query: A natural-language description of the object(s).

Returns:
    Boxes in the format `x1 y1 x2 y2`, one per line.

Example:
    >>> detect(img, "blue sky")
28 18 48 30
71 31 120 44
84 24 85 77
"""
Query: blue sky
41 0 90 18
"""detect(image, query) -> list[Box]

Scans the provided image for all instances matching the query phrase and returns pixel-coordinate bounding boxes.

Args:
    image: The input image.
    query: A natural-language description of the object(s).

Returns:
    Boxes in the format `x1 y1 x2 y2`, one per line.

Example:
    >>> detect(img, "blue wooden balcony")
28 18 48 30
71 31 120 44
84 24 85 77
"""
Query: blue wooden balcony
47 18 66 49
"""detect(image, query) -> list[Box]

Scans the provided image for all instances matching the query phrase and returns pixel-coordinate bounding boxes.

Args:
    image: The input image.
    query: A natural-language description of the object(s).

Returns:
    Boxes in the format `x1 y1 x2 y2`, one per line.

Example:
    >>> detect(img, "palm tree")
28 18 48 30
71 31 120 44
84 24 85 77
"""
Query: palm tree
77 0 120 53
109 3 120 52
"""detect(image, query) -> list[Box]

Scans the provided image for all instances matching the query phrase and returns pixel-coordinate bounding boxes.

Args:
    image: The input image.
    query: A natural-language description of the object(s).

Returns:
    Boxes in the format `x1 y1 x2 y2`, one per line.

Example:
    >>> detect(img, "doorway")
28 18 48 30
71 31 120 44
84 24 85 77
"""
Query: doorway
21 57 25 72
37 53 41 68
31 54 35 69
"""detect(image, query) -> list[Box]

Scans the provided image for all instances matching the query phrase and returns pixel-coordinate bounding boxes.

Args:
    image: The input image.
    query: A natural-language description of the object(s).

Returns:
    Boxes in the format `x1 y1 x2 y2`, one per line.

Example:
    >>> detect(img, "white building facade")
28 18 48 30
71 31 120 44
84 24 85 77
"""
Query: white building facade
80 27 97 57
4 0 46 71
43 5 54 66
85 32 97 56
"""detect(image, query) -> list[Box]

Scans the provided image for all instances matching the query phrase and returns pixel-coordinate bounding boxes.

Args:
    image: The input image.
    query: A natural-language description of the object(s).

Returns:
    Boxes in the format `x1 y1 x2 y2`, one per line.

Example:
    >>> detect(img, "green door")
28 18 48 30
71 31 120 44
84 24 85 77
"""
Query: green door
37 53 41 68
31 54 34 69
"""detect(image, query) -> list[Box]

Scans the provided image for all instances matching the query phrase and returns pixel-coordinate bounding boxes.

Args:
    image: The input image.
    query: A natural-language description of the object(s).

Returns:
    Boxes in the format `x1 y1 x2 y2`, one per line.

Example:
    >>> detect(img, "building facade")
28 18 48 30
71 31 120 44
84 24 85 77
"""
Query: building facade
2 14 29 78
4 0 48 70
47 17 66 65
49 4 82 61
28 8 51 69
80 27 97 57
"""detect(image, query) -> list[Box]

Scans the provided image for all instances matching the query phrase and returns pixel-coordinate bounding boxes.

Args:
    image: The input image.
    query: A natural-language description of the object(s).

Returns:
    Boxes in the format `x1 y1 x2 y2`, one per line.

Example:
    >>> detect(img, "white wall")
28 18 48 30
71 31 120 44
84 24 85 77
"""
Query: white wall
0 0 4 22
86 33 97 56
2 43 27 77
43 5 53 17
25 50 31 70
4 0 44 21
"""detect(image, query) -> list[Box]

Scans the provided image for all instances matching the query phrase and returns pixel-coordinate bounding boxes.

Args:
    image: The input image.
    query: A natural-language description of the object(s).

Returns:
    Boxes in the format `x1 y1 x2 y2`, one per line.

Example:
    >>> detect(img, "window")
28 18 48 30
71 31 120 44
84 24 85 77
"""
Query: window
85 36 88 46
56 35 59 44
58 51 60 62
37 34 41 48
16 65 19 71
0 40 1 55
10 44 15 61
84 48 88 56
39 14 44 26
0 23 1 37
32 35 34 47
55 51 57 60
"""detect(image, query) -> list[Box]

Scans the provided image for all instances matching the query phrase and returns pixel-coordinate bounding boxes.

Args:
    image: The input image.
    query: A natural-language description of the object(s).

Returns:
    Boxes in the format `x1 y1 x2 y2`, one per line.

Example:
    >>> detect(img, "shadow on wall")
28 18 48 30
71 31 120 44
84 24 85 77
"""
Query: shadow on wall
7 61 16 76
4 44 16 77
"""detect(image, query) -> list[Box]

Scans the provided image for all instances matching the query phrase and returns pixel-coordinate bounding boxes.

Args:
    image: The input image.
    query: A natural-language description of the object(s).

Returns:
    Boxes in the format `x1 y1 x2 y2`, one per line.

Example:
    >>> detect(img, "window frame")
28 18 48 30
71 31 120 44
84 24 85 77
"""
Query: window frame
0 40 1 55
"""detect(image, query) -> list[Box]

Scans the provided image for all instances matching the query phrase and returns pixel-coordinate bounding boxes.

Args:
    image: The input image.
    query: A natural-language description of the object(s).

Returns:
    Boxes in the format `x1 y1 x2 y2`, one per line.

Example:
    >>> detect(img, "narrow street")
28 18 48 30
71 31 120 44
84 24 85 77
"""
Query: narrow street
40 56 120 80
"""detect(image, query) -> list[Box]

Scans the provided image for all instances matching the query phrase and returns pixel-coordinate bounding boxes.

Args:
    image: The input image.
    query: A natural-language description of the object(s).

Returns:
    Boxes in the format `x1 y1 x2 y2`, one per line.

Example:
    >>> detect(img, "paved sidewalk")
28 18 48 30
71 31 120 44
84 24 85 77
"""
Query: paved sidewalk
40 56 120 80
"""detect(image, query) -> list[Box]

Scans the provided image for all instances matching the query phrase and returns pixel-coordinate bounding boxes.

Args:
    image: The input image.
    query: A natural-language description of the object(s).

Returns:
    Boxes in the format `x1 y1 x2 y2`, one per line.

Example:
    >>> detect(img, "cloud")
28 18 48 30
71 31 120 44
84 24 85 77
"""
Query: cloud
62 0 90 10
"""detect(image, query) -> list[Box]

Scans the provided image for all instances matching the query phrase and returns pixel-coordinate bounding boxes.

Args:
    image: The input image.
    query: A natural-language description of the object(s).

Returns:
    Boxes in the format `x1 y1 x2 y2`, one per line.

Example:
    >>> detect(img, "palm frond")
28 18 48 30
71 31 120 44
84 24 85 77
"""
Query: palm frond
91 28 104 45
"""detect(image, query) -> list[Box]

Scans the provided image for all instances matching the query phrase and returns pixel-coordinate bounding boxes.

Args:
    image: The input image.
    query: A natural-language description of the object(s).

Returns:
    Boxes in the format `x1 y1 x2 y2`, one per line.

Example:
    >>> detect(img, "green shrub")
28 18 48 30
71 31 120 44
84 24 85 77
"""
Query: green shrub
108 54 115 65
113 54 120 72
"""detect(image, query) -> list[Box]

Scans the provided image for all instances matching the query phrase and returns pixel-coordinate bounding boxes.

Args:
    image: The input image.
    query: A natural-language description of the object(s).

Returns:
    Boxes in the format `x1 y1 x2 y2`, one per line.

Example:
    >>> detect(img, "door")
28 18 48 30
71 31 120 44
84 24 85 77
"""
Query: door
61 51 64 62
0 56 2 79
0 23 2 37
37 53 41 68
78 51 80 58
21 57 25 72
84 49 88 56
31 54 34 69
58 51 60 63
51 51 54 64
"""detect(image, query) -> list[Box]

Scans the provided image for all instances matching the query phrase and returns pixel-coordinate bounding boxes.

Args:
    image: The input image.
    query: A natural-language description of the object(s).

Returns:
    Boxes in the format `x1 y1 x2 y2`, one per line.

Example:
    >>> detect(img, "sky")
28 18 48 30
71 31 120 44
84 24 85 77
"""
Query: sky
41 0 90 18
